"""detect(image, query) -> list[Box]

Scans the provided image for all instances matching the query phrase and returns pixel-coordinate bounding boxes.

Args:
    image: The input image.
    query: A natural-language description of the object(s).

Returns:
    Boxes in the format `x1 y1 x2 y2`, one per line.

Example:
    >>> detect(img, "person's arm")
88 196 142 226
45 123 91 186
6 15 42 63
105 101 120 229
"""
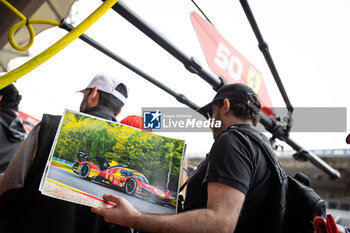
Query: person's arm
92 182 245 233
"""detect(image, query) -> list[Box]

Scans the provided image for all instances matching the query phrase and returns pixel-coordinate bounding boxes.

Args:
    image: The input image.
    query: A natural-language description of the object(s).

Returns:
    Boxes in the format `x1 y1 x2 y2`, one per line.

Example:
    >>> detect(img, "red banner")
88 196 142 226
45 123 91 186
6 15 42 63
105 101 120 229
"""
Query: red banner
18 110 40 132
190 12 274 117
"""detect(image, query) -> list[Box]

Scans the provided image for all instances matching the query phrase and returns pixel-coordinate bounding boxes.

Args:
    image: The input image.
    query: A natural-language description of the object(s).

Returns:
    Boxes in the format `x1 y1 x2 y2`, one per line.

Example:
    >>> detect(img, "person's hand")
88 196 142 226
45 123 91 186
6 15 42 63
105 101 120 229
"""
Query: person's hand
91 194 141 227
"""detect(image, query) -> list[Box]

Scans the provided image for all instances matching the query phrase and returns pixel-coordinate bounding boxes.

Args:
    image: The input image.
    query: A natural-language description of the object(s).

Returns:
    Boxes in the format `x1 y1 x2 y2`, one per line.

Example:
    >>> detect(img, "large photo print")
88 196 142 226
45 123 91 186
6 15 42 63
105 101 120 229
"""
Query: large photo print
41 110 185 214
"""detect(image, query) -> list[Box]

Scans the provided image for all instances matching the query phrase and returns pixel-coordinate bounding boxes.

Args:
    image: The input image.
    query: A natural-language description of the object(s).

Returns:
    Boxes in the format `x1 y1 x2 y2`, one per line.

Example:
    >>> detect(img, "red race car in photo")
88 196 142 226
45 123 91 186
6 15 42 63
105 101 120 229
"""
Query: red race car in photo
72 150 175 206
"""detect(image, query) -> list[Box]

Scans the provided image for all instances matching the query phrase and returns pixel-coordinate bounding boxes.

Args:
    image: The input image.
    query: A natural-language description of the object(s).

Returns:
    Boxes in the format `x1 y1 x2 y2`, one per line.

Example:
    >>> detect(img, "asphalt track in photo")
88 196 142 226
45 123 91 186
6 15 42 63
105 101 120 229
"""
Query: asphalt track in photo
46 165 176 214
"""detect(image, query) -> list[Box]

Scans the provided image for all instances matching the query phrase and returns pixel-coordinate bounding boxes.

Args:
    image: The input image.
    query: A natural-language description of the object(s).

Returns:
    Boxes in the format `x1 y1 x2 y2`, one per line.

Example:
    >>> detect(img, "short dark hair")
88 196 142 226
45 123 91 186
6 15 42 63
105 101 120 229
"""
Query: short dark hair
213 94 261 126
86 83 128 116
0 84 22 111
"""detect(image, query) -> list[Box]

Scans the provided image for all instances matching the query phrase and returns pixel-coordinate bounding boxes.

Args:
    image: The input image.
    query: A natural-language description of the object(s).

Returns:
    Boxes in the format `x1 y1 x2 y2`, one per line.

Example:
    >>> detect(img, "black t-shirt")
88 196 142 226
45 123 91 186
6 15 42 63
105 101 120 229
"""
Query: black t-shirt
184 124 279 233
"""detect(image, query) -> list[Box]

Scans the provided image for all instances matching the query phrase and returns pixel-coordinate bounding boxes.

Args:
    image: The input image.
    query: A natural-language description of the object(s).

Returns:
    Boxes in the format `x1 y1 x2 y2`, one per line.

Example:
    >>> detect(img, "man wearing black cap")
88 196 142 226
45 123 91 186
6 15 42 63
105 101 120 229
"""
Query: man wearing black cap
92 83 279 233
0 74 131 233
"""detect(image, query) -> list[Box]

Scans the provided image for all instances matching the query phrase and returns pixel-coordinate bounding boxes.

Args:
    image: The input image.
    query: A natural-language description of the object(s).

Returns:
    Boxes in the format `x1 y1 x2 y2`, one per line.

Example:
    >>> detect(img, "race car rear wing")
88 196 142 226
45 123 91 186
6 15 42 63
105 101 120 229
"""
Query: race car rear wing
76 150 90 162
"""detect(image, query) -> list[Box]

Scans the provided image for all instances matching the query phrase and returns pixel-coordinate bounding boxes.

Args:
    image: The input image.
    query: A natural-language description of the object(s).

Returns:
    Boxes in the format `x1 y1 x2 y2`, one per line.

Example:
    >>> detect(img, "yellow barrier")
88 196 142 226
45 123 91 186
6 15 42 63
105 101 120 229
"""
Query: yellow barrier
0 0 119 89
0 0 61 51
8 19 60 51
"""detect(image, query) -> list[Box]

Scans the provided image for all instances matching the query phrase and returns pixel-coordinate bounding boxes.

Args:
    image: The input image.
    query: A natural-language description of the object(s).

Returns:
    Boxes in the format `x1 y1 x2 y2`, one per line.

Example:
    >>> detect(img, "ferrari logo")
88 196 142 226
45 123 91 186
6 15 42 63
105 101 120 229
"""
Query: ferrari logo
247 68 262 93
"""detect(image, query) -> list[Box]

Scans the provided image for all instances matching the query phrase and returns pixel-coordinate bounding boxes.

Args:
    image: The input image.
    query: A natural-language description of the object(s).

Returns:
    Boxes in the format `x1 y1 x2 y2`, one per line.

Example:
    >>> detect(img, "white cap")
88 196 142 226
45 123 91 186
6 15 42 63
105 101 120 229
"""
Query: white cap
79 73 128 104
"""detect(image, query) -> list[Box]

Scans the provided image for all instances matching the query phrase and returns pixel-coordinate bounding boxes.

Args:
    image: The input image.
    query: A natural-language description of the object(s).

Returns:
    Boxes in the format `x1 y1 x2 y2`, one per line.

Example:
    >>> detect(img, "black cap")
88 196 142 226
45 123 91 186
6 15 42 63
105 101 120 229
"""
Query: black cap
0 84 21 111
197 83 260 118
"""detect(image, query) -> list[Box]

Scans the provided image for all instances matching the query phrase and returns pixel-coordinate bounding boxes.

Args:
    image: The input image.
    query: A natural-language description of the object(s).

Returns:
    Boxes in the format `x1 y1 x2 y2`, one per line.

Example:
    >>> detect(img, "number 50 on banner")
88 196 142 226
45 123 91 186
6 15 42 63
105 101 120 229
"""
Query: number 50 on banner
191 11 275 117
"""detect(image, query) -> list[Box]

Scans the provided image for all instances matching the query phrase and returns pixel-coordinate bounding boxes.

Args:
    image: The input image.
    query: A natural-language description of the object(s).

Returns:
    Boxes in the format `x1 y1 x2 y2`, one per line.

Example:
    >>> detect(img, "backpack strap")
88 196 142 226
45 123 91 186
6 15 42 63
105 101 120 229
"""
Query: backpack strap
228 125 286 183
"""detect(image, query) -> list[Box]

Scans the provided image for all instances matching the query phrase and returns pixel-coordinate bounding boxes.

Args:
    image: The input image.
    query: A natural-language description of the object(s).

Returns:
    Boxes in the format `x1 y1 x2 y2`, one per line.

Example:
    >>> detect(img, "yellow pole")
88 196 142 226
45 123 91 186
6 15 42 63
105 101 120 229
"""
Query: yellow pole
0 0 119 89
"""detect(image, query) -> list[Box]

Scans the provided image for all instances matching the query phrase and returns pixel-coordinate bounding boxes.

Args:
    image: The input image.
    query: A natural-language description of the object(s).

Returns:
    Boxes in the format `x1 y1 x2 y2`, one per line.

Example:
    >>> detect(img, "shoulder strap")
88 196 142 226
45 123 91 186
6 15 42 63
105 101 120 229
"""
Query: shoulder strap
24 114 61 186
228 125 286 183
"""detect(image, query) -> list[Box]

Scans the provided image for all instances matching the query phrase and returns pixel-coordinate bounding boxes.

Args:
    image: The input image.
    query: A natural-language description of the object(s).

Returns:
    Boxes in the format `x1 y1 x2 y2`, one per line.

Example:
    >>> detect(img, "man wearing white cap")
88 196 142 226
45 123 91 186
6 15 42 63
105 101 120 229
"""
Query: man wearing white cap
79 73 128 119
0 73 130 233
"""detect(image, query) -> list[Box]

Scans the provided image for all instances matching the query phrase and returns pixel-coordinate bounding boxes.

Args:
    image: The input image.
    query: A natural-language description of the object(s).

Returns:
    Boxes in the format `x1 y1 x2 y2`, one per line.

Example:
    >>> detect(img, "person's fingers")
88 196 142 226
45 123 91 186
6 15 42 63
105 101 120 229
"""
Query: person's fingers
91 194 121 217
103 193 121 204
91 207 106 216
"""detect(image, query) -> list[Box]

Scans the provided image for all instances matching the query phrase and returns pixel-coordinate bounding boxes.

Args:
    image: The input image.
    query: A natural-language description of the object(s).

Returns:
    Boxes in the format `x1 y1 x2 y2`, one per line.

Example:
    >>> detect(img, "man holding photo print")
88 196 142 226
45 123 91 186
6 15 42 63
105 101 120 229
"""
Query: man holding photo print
0 73 130 233
92 84 280 233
